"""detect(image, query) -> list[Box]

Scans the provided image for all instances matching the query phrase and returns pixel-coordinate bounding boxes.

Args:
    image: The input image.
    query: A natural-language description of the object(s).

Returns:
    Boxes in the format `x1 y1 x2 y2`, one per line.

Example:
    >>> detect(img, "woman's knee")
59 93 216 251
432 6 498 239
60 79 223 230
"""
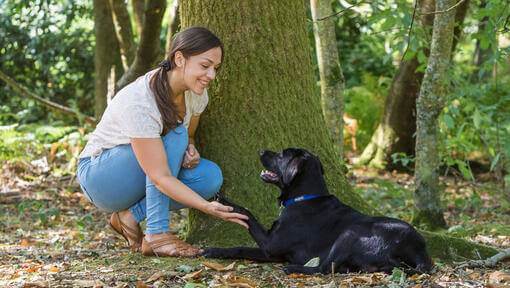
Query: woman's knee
195 160 223 199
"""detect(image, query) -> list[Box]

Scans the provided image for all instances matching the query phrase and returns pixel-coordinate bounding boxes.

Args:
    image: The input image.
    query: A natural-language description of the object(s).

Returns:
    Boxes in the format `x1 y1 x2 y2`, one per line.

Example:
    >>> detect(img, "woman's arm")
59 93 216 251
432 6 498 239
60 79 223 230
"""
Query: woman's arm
187 115 200 145
130 137 249 227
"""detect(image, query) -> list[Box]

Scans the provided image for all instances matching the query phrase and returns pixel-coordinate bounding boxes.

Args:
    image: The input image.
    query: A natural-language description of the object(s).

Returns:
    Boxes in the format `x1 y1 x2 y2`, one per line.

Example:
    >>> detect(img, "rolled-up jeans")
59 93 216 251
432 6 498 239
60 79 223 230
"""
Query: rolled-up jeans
76 125 222 234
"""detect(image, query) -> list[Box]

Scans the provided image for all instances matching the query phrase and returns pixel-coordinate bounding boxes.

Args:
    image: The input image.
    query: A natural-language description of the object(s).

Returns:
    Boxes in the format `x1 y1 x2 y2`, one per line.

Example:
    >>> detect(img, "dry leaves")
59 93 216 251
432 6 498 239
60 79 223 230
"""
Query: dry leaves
201 261 236 271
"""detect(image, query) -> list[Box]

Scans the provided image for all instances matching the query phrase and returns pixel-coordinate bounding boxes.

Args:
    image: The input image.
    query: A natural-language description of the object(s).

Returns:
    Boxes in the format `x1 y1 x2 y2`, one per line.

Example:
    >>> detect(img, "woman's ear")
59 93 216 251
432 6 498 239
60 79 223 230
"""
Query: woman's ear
174 51 185 67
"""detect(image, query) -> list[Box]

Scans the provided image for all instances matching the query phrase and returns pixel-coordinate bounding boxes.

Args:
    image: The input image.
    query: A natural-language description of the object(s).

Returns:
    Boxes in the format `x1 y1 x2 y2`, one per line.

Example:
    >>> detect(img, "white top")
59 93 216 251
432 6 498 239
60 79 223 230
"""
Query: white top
79 69 209 159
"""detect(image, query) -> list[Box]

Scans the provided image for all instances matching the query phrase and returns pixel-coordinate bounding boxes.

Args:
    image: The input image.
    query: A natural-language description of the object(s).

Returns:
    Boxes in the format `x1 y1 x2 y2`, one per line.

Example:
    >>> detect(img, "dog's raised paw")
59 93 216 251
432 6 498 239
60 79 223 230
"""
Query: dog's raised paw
202 248 223 258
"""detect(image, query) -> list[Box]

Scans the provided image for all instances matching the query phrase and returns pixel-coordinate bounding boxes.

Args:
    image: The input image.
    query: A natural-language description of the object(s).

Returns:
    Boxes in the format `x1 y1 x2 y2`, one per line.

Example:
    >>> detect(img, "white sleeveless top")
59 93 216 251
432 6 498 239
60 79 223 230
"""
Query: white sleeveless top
79 69 209 159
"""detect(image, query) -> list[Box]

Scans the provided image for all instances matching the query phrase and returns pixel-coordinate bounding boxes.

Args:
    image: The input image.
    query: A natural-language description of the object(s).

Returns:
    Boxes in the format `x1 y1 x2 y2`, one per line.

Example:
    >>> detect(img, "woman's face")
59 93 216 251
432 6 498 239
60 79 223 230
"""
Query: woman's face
181 47 222 95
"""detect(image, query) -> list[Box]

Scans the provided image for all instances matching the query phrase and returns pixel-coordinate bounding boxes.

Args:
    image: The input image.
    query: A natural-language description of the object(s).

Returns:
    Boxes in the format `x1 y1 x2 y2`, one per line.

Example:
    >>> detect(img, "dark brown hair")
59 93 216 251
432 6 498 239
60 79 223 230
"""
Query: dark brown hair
150 26 224 135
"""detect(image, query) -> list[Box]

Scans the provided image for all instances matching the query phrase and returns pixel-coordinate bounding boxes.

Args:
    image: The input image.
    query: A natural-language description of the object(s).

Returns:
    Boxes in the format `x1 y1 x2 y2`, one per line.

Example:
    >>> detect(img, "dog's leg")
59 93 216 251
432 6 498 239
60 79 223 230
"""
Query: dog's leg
214 193 274 251
282 264 321 275
203 247 284 262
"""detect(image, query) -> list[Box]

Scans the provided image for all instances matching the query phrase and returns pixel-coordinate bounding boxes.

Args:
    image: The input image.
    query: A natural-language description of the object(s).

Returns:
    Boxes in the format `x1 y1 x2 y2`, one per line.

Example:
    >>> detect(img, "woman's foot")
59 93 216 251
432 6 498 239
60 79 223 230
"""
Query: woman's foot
109 210 143 252
142 232 203 257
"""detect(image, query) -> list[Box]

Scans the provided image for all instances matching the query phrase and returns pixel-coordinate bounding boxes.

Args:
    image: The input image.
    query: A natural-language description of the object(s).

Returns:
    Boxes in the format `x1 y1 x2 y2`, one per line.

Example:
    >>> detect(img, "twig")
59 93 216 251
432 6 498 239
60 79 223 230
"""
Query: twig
457 249 510 268
314 1 370 22
400 0 419 65
420 0 467 15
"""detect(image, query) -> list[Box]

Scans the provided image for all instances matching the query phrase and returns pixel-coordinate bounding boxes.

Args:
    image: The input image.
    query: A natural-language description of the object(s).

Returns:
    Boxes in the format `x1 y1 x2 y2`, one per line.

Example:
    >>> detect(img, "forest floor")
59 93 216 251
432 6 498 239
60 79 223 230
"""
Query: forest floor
1 125 509 287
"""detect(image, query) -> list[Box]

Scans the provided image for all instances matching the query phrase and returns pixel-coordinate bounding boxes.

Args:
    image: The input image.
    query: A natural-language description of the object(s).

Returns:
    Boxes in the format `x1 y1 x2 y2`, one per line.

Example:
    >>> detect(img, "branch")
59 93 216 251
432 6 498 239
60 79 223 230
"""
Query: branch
313 1 370 22
420 0 467 15
457 249 510 268
0 70 97 126
400 0 419 65
109 0 136 72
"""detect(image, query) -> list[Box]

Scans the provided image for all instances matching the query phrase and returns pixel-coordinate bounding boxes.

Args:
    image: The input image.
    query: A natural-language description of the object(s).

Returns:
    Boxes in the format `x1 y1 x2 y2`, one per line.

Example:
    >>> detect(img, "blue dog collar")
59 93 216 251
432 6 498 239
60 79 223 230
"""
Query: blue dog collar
284 195 321 207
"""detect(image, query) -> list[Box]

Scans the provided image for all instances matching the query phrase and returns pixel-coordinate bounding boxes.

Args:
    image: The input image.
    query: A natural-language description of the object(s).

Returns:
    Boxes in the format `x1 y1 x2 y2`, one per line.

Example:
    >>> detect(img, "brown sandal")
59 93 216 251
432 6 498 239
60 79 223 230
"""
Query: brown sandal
109 211 143 252
141 232 203 257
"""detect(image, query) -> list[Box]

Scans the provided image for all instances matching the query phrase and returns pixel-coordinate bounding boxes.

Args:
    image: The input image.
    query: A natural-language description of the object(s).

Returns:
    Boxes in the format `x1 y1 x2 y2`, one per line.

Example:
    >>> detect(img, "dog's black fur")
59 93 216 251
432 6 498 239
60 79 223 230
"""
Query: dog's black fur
203 148 432 275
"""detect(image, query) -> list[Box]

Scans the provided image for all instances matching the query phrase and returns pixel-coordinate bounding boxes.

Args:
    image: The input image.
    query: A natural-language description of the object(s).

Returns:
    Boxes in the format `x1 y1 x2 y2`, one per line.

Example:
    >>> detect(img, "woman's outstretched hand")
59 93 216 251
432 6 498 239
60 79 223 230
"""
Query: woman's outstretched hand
182 144 200 169
206 201 249 229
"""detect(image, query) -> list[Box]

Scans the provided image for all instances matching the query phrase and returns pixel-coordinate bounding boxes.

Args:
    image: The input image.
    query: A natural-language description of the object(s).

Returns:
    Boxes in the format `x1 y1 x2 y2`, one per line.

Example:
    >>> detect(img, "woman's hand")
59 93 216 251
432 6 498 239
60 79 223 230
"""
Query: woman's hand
182 143 200 169
205 201 250 229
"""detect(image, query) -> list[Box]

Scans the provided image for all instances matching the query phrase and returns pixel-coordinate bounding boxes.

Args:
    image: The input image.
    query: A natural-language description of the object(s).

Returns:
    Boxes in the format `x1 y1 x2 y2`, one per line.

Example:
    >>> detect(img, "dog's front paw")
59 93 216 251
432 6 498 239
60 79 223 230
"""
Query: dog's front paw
215 193 234 206
202 248 225 259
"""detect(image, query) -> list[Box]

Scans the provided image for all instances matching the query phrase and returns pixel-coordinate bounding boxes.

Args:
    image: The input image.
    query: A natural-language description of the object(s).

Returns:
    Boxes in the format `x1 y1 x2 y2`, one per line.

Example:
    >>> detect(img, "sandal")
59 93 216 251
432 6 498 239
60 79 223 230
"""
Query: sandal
109 211 143 252
141 232 203 257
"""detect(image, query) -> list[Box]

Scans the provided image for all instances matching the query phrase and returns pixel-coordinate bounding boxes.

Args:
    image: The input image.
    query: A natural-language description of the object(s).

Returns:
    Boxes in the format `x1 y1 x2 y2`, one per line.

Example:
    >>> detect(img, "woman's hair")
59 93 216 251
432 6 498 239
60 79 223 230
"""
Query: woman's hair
150 26 224 135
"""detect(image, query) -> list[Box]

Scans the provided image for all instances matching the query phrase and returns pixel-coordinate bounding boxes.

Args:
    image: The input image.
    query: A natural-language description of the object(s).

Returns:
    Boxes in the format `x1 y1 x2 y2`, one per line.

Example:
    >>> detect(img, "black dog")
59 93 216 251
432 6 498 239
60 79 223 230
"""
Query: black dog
204 148 432 275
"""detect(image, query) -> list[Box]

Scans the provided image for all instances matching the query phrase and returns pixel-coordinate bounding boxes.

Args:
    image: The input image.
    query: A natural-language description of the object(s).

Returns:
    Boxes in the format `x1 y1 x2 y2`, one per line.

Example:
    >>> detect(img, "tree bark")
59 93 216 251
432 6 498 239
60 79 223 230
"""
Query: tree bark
311 0 345 161
165 0 180 56
413 0 456 230
473 0 493 79
109 0 136 72
356 0 469 170
115 0 166 91
93 0 123 119
180 0 498 262
131 0 145 40
0 70 97 126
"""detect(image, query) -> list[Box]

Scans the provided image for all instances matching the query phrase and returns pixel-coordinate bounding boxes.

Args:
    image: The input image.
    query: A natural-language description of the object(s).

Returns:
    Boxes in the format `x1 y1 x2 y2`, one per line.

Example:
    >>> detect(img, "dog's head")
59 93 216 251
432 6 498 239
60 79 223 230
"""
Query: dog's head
259 148 325 204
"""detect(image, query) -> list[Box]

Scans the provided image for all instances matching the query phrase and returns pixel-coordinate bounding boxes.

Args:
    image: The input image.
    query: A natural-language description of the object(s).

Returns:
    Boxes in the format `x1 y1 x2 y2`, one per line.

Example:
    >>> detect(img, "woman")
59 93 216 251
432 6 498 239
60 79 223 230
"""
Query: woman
77 27 248 257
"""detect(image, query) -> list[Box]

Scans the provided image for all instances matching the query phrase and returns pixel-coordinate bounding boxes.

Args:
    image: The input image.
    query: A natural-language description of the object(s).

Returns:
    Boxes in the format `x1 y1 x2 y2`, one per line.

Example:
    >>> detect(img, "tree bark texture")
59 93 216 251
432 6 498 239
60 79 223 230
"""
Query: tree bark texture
356 0 435 169
413 0 456 230
311 0 345 161
131 0 145 40
180 0 369 247
115 0 166 91
165 0 180 56
109 0 136 72
93 0 123 119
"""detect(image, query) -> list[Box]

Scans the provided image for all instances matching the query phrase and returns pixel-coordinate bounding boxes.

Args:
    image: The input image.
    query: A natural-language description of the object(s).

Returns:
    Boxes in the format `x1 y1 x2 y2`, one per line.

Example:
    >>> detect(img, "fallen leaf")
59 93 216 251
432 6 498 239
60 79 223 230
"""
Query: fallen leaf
147 271 164 282
23 281 48 287
135 281 148 288
21 239 30 247
201 261 236 271
74 279 106 287
182 269 203 280
48 266 59 272
25 266 41 273
226 277 258 288
489 271 510 283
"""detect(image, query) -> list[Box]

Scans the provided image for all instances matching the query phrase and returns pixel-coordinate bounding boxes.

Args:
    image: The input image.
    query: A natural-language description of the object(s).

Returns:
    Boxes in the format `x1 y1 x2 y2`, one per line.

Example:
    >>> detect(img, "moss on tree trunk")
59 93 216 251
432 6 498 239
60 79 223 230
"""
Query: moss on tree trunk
180 0 499 261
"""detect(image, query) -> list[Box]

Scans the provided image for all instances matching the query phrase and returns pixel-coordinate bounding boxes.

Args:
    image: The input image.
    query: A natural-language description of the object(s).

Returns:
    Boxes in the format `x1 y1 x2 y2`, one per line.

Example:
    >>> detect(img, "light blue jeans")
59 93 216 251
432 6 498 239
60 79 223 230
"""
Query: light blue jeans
76 125 222 234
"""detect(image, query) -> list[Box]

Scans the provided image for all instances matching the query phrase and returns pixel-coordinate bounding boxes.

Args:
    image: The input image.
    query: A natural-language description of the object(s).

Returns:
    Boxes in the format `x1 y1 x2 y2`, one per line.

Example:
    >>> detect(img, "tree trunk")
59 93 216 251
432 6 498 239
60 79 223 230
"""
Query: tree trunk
356 0 435 169
180 0 498 262
413 0 456 230
310 0 345 162
356 0 469 170
93 0 123 119
115 0 166 91
165 0 180 56
131 0 145 40
109 0 136 72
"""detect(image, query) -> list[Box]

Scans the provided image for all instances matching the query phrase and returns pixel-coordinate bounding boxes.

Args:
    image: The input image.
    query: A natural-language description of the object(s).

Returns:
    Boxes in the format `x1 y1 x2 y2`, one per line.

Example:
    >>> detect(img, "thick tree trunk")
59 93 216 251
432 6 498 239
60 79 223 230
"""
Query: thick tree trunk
93 0 122 119
311 0 345 162
357 0 469 170
180 0 498 262
109 0 136 72
131 0 145 40
165 0 180 56
115 0 166 91
413 0 456 230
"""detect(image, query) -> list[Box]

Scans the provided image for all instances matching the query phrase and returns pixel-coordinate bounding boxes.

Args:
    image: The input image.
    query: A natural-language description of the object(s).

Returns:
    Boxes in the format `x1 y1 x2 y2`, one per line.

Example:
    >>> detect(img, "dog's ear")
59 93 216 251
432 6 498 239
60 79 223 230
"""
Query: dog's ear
283 156 303 185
